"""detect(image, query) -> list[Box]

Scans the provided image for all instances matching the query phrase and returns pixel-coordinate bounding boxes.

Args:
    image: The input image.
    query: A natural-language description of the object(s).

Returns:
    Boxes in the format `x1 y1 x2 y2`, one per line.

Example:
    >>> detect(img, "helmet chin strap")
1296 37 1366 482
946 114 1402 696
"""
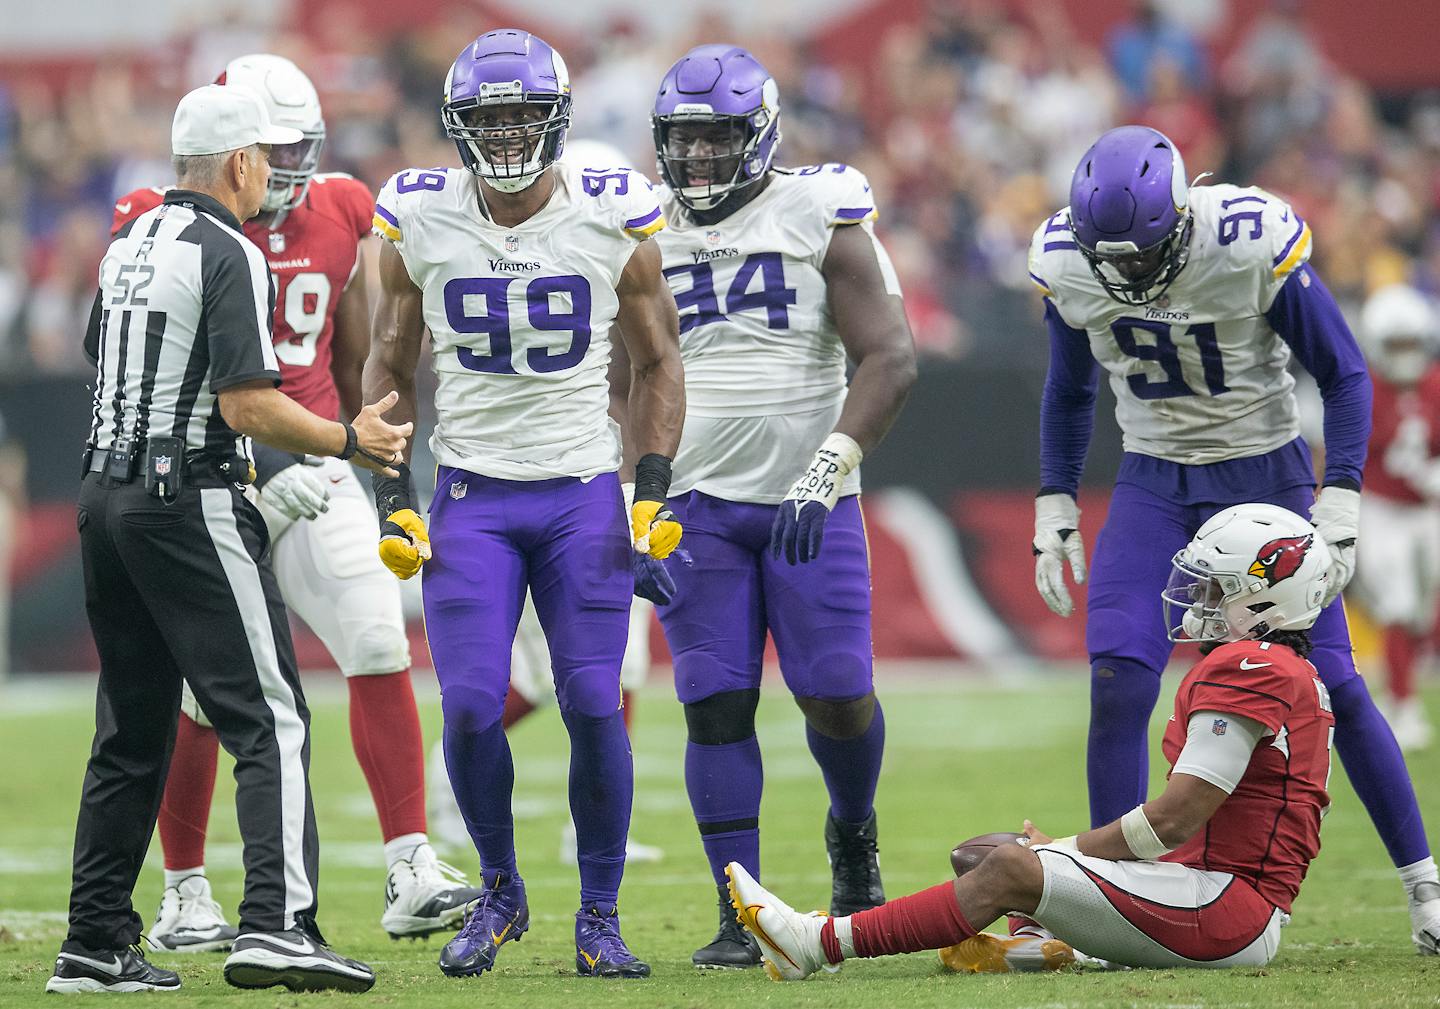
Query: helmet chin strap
484 170 542 194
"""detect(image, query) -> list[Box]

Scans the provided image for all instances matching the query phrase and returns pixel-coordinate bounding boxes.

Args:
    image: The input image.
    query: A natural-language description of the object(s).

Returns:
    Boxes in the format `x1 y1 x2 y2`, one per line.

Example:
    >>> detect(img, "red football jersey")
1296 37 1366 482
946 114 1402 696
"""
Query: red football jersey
1161 639 1334 913
112 174 373 420
1363 365 1440 505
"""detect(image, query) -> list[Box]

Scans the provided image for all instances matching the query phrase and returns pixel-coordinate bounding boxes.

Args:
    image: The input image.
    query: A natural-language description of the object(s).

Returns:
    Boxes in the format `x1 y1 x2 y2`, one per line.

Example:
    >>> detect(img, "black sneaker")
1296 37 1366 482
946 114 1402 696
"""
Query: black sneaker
826 810 886 916
223 921 374 993
45 944 181 993
692 883 761 969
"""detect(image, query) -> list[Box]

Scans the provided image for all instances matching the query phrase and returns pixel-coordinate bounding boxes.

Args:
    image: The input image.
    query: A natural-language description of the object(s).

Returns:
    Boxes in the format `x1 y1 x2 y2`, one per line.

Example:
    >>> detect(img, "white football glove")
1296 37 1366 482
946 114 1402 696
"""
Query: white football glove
1033 493 1087 617
1311 485 1359 607
261 457 331 522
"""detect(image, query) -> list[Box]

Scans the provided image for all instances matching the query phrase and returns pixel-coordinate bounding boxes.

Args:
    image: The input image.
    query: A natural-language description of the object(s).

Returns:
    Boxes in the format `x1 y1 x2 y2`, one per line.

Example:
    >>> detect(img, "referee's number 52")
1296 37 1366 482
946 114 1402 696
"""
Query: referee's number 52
110 264 155 306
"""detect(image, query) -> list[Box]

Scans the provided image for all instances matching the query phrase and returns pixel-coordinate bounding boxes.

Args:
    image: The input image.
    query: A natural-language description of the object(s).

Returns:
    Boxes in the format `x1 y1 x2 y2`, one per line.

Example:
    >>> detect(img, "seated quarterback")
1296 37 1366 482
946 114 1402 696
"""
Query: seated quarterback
728 503 1336 976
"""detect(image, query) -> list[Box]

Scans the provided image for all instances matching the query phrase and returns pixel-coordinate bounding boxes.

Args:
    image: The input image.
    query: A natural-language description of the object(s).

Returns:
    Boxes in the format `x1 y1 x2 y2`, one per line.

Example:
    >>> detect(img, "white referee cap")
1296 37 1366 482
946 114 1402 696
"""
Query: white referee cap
172 83 304 156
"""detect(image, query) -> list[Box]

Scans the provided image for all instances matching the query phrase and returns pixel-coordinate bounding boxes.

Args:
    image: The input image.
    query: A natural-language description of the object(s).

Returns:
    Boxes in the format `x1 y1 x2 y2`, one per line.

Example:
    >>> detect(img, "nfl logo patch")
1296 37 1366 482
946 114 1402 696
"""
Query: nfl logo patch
705 229 721 245
268 232 286 254
450 481 467 500
1155 293 1170 309
505 235 520 253
1212 718 1228 736
154 456 171 476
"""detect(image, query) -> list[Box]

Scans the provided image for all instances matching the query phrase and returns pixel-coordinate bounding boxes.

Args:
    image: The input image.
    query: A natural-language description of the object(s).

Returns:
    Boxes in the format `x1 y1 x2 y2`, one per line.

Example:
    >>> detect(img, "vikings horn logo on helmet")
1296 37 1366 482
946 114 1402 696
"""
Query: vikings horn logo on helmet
1249 534 1313 586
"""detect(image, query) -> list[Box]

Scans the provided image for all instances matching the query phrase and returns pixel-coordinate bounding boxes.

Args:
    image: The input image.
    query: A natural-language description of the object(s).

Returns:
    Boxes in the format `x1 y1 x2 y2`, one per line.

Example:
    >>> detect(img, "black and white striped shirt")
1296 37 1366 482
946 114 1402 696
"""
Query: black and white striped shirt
83 189 280 457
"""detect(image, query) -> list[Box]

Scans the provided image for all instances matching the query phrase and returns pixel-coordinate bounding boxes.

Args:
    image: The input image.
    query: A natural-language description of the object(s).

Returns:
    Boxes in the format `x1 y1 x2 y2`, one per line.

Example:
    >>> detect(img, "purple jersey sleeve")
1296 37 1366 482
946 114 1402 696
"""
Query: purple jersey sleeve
1264 265 1372 490
1039 299 1101 496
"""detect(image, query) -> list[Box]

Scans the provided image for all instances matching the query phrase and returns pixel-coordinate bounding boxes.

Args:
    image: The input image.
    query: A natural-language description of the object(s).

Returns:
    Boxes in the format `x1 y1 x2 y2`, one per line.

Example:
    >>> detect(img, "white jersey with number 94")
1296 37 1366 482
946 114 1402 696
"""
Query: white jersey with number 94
1028 184 1314 466
373 162 666 481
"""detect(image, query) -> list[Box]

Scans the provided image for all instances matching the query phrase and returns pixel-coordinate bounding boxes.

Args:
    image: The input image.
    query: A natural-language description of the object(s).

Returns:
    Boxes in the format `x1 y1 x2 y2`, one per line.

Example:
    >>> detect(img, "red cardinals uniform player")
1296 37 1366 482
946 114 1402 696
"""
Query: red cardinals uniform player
724 504 1349 976
1352 284 1440 750
112 54 479 951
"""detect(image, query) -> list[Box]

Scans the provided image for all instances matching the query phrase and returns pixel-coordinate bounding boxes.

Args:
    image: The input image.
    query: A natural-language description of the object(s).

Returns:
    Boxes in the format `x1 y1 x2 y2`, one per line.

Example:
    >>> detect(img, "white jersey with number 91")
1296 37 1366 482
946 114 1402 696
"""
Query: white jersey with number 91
655 164 899 503
1029 184 1314 466
374 162 666 481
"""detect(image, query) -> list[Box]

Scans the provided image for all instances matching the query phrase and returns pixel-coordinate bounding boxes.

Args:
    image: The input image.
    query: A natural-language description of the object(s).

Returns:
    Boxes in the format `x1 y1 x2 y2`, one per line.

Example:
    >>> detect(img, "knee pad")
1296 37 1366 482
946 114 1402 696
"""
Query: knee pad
440 683 506 734
795 693 876 740
554 666 622 720
1089 658 1162 730
343 623 411 678
684 689 760 745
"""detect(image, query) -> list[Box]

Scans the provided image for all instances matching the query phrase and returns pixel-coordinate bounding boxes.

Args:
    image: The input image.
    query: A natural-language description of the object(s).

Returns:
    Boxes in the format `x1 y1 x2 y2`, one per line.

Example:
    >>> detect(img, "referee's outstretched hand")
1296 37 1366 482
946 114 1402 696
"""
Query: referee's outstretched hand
350 391 412 478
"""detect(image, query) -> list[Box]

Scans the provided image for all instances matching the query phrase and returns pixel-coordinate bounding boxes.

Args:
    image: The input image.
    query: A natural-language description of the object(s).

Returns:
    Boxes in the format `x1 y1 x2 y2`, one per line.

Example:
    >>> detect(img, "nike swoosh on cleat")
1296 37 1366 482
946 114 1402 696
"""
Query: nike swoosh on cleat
244 934 316 955
491 922 511 945
579 949 600 969
60 953 122 973
741 904 801 970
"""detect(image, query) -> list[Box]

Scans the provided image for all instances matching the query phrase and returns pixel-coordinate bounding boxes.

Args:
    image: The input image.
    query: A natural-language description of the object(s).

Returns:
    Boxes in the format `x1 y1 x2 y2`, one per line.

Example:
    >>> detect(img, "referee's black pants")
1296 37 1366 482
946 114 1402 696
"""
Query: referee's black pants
64 471 319 951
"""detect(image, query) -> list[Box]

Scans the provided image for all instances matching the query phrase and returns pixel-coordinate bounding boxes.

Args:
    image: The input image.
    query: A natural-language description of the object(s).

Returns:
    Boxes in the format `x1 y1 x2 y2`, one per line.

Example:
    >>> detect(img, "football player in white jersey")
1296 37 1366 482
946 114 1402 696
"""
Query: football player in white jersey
646 45 916 969
112 54 481 951
1027 125 1440 953
361 30 684 980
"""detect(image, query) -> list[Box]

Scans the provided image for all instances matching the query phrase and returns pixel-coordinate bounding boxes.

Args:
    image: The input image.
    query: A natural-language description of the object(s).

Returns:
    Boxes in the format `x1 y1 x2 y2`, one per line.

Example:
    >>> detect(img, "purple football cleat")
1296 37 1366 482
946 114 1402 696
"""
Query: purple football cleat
442 29 571 193
652 44 781 212
1068 125 1193 305
575 906 650 979
437 873 528 978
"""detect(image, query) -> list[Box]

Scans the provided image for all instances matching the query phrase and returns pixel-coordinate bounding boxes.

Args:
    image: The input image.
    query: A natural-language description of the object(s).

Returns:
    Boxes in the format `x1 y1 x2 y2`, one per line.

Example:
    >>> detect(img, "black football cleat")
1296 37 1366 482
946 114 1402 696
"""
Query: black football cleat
692 883 762 969
45 944 181 993
826 809 886 916
223 921 374 993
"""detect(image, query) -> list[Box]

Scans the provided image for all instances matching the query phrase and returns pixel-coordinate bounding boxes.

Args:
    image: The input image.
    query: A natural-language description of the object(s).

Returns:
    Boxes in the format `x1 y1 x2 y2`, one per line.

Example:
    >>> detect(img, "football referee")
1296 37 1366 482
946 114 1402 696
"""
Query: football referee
46 85 409 995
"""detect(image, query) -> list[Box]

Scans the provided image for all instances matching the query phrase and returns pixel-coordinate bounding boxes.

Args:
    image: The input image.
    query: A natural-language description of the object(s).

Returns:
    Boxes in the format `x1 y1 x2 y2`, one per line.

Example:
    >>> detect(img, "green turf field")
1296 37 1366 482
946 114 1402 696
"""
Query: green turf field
1 672 1436 1007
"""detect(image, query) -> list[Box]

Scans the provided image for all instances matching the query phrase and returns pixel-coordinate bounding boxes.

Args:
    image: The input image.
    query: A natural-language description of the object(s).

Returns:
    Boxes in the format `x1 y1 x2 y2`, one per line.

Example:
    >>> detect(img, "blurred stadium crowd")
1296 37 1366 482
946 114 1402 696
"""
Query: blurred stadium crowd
2 0 1439 376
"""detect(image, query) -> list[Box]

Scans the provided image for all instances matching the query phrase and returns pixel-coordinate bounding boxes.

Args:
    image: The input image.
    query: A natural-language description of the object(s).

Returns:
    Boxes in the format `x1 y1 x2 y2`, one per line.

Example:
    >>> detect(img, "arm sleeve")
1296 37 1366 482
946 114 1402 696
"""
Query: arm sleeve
82 289 103 365
203 237 281 393
1265 265 1372 490
1039 299 1100 496
1170 710 1267 793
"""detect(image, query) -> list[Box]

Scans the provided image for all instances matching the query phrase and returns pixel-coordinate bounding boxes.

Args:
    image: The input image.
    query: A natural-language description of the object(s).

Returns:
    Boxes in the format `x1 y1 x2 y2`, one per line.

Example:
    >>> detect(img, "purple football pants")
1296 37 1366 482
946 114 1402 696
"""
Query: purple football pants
659 491 875 703
423 468 634 907
1085 481 1430 868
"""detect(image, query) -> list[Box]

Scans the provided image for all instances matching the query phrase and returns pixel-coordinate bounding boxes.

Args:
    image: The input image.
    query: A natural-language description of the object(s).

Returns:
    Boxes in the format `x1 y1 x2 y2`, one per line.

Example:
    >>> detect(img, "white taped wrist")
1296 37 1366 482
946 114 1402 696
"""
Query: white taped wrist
622 481 636 516
784 432 863 511
1047 835 1080 853
1120 805 1173 860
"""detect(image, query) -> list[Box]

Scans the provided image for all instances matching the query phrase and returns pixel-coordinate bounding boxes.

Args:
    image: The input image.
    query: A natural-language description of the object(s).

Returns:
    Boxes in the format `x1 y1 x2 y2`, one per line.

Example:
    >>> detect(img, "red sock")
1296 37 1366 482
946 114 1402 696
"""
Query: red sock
1385 627 1420 700
501 686 537 730
348 672 427 841
849 881 977 958
159 713 219 870
621 689 634 734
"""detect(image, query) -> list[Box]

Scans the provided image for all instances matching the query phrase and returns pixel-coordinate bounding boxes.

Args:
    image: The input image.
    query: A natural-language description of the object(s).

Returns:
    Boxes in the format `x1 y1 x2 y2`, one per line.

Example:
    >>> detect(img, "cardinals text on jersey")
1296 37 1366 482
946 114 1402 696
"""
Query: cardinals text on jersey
373 161 664 481
1029 184 1313 466
112 173 373 420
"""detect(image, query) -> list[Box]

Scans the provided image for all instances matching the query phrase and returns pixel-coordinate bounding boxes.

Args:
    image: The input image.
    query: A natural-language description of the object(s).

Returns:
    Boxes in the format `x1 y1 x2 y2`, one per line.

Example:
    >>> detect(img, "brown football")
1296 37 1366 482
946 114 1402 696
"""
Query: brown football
950 831 1025 877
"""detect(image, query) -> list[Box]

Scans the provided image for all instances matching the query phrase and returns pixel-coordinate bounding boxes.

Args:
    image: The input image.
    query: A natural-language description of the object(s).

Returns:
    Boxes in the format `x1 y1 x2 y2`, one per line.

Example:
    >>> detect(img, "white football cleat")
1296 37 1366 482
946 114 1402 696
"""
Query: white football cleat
1387 698 1434 752
725 862 835 981
559 819 665 865
147 874 238 953
381 844 485 939
1410 880 1440 955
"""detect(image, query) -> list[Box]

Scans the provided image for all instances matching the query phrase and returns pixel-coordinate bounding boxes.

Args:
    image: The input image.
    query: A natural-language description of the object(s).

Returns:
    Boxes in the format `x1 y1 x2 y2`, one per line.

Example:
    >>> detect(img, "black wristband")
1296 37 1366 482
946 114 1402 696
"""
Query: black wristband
372 463 415 521
337 421 358 461
633 453 673 505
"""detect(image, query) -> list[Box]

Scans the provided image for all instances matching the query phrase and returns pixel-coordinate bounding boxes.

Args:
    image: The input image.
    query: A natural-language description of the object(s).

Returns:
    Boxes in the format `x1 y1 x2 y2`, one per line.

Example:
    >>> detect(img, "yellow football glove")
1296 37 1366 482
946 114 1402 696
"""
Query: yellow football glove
378 508 431 580
631 498 682 560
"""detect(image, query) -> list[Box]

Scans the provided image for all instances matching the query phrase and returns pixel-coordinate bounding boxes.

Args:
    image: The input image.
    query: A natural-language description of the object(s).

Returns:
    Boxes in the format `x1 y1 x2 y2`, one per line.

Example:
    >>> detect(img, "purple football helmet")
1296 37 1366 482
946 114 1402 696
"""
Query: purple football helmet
442 29 571 193
652 45 781 212
1068 125 1193 305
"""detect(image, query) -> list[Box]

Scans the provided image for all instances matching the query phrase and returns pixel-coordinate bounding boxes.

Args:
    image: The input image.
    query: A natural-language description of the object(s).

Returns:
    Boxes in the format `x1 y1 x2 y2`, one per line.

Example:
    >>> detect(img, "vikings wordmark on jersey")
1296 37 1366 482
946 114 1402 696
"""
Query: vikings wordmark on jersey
373 162 663 482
